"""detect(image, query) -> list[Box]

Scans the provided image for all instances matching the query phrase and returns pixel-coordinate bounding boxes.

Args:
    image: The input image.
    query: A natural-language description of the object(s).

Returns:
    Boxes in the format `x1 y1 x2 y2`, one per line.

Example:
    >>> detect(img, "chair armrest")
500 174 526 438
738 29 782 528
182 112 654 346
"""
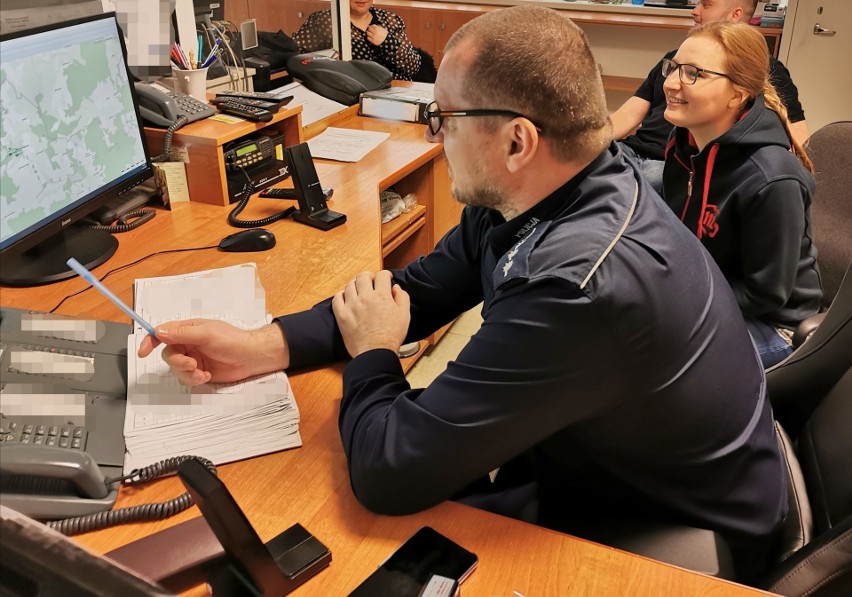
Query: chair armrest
793 313 827 348
582 519 736 580
760 516 852 596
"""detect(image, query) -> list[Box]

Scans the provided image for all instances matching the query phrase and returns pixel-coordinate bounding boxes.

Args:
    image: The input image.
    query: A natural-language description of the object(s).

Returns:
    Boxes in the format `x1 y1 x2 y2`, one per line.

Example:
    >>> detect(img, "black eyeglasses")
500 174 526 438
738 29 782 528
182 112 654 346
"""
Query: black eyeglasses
424 101 544 136
661 58 732 85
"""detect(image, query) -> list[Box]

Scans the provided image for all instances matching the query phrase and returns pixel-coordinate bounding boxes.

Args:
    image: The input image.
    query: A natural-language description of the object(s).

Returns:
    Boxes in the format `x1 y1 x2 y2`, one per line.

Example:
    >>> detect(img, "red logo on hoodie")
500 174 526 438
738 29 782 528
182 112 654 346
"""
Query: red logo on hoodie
700 204 719 238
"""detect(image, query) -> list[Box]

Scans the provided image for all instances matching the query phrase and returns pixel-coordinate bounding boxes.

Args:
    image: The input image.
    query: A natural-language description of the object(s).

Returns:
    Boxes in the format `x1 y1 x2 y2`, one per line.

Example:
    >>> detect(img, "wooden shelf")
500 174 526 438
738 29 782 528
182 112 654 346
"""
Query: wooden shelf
382 204 427 256
602 74 643 93
143 104 304 206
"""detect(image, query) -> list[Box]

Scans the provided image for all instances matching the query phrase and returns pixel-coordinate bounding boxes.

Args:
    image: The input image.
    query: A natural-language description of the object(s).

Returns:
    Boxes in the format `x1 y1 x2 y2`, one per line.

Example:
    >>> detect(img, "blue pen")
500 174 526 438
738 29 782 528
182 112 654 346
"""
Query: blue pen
201 39 222 69
66 258 156 337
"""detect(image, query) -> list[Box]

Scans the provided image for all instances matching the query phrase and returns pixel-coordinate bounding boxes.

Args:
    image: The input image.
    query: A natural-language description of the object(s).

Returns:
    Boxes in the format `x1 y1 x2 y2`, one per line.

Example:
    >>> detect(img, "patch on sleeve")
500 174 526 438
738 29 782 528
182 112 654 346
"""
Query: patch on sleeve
492 223 548 288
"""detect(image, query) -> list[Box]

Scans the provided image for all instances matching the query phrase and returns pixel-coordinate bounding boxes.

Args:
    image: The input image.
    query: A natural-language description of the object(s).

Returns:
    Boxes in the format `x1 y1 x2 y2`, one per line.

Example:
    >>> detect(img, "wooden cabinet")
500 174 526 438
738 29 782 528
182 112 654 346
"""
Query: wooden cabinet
143 106 304 206
249 0 326 37
224 0 250 24
392 5 478 66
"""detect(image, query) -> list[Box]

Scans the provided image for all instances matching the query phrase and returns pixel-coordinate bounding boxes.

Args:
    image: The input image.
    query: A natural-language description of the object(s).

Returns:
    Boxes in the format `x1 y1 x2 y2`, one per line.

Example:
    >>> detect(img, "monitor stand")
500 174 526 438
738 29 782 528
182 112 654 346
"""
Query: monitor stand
0 225 118 287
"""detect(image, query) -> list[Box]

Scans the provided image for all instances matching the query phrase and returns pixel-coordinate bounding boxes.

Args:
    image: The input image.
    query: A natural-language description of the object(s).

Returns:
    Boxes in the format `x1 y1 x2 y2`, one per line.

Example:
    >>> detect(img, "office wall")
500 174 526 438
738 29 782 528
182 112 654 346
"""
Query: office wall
780 0 852 132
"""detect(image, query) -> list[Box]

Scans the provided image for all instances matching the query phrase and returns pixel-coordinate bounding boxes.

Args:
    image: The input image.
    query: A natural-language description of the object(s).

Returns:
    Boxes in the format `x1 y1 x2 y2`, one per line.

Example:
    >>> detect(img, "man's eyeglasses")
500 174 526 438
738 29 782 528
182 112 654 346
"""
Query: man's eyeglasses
424 101 543 136
661 58 732 85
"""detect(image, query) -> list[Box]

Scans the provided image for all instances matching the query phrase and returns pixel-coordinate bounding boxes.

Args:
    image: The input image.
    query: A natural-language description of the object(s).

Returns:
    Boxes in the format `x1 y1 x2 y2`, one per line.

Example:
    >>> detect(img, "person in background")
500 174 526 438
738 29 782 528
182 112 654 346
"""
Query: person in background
141 6 786 581
291 0 422 81
661 20 821 368
610 0 808 194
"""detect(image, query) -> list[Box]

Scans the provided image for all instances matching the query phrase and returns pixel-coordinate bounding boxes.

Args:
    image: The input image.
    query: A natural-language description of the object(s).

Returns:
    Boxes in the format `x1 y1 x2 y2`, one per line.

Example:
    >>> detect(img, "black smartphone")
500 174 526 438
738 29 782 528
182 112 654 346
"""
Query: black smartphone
348 527 478 597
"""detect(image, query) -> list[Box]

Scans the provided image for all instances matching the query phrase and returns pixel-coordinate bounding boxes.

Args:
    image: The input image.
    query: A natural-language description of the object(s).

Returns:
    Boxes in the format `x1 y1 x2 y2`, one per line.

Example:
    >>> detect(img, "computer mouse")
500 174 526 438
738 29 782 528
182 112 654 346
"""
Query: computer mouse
218 229 276 252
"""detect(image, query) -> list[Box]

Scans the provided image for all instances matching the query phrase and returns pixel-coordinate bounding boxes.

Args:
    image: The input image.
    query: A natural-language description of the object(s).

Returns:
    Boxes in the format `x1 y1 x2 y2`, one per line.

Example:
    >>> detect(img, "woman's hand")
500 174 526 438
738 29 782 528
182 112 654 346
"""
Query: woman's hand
365 24 389 46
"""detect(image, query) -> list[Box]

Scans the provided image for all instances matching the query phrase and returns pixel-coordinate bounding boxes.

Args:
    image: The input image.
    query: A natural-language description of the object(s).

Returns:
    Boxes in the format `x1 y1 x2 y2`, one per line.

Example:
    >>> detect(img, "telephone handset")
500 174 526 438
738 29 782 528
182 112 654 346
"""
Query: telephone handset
0 444 118 520
134 81 216 128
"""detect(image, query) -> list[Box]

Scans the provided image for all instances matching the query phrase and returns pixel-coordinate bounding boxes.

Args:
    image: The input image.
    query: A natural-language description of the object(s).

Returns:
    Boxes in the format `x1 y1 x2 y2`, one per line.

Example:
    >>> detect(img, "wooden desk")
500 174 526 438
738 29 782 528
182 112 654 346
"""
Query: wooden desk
0 120 770 596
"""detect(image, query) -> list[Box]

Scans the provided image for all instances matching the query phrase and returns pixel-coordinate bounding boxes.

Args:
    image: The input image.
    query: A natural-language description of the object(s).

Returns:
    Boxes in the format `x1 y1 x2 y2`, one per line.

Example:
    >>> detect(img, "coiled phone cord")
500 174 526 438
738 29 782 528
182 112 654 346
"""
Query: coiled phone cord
152 115 189 163
227 163 295 228
88 209 156 233
45 455 216 536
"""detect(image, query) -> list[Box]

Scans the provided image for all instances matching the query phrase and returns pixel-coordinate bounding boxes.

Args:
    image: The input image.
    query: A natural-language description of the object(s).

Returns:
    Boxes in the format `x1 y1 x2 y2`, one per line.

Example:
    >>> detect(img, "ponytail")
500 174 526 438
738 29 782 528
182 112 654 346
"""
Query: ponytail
764 82 814 173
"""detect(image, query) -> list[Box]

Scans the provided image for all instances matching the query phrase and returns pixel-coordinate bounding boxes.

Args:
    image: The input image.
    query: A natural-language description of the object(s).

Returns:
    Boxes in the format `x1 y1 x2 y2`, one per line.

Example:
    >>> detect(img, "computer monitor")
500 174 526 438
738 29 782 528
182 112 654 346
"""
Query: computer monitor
0 12 154 287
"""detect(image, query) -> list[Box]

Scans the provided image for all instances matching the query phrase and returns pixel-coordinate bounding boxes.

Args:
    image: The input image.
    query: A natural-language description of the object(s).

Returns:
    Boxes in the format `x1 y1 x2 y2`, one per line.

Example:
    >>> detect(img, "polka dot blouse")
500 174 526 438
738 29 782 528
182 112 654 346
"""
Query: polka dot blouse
292 7 422 81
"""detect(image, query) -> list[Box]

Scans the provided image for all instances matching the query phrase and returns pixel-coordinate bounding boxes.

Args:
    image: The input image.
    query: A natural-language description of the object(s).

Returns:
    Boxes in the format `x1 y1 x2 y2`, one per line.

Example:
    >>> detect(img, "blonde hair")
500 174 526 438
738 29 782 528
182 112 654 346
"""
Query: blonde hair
688 21 813 172
444 6 610 163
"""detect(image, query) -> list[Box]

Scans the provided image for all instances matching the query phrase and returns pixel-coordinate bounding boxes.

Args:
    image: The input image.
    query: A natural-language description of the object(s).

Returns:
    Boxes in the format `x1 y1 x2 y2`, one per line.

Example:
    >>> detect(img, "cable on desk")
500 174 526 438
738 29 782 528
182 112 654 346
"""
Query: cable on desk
46 455 217 536
48 244 219 313
88 209 156 233
227 163 296 228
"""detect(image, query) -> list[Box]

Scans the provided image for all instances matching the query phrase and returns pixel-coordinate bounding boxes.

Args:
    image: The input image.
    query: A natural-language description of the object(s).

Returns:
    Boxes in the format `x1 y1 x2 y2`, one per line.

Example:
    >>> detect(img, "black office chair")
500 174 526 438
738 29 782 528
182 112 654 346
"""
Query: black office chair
411 47 437 83
590 265 852 594
756 263 852 594
793 121 852 346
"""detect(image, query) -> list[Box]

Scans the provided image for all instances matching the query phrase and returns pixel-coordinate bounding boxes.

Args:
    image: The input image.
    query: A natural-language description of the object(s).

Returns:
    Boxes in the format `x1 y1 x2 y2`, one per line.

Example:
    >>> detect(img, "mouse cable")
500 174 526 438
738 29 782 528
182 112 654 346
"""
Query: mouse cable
227 163 296 228
48 243 219 314
46 455 217 536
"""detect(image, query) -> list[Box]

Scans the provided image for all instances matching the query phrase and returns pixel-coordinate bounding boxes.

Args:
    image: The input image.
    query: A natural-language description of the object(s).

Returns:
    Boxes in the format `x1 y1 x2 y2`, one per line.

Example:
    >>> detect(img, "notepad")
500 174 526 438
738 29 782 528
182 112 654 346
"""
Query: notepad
123 263 301 473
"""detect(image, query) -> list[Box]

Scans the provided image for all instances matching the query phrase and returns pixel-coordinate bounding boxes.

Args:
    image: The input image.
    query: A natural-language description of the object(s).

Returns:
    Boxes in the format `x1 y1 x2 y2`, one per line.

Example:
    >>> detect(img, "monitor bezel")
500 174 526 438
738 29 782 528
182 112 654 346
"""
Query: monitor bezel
0 11 154 262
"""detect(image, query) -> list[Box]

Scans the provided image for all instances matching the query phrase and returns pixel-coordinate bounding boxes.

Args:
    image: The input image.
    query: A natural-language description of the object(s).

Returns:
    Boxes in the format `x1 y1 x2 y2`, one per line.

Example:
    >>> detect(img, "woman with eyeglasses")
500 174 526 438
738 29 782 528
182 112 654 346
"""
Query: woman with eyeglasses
661 21 821 369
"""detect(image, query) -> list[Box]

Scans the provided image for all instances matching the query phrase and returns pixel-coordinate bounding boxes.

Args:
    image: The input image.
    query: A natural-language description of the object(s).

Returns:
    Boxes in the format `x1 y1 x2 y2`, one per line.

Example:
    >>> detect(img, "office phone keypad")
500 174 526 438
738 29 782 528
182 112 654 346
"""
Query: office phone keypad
0 417 86 450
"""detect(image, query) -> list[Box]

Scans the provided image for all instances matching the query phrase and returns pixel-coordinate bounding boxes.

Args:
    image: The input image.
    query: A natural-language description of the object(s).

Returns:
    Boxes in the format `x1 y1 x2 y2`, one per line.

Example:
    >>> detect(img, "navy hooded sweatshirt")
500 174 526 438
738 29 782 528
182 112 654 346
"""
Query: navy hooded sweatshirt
663 95 822 328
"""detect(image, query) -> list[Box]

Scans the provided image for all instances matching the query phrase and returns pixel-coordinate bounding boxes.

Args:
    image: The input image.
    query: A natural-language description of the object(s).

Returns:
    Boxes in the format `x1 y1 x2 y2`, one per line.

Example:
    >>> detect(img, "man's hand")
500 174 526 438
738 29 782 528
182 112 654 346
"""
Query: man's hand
365 24 388 46
137 319 289 386
332 270 410 358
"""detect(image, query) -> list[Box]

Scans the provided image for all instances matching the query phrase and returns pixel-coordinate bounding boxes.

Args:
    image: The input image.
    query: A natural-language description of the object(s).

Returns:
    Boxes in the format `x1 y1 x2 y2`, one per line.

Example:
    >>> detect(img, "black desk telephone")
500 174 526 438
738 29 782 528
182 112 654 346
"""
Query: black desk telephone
134 81 215 128
0 307 129 520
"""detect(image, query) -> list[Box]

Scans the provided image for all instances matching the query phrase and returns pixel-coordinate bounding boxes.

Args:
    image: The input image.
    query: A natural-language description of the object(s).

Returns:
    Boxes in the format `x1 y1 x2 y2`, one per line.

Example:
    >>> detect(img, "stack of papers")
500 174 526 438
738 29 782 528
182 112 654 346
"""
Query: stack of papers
123 263 300 473
269 81 348 126
307 127 390 162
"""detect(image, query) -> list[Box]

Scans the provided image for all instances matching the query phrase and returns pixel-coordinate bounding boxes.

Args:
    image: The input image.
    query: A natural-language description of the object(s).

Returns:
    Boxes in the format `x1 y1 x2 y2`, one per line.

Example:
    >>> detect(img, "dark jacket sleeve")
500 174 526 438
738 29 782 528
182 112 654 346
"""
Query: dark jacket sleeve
769 57 805 123
338 278 627 515
276 210 485 371
732 178 808 318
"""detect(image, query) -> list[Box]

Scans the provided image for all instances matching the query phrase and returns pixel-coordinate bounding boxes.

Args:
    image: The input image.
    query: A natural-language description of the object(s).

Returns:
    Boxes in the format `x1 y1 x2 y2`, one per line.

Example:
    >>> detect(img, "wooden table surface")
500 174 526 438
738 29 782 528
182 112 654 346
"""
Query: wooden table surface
0 117 772 596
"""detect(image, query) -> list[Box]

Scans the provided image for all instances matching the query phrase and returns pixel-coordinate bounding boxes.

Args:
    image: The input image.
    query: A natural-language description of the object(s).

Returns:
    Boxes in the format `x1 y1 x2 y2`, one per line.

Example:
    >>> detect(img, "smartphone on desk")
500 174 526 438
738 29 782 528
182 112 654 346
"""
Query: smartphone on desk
348 527 477 597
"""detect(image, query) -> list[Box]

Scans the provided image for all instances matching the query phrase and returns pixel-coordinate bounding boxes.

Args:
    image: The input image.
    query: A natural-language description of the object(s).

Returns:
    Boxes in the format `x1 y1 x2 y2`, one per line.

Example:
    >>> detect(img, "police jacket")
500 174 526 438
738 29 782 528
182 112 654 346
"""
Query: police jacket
277 144 786 548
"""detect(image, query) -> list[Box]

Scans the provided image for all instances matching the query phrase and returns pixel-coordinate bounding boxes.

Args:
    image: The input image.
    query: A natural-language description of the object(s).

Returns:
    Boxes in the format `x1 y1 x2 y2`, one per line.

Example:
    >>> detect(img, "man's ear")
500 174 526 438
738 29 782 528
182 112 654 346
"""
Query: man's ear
505 119 539 174
730 7 744 23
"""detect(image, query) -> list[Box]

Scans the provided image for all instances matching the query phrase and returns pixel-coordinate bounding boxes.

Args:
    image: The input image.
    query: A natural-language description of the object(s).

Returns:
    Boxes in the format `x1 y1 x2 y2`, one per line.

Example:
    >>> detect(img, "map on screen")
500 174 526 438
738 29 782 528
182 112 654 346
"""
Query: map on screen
0 17 147 246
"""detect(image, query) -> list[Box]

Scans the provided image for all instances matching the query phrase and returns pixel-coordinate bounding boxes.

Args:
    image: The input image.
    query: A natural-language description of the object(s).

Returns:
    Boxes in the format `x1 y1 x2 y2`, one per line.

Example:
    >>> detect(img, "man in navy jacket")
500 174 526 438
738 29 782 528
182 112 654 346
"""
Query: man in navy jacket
140 5 786 580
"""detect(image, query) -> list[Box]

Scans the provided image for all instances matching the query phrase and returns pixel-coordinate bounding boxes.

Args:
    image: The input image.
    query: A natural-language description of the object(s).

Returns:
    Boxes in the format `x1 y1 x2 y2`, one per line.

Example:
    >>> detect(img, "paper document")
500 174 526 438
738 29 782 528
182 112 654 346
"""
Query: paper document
124 263 301 472
270 81 348 126
307 127 390 162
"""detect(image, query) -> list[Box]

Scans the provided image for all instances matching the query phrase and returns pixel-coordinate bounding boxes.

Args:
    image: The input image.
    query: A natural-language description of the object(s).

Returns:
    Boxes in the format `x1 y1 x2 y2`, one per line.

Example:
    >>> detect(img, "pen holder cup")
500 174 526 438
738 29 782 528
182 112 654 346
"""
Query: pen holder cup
171 66 209 102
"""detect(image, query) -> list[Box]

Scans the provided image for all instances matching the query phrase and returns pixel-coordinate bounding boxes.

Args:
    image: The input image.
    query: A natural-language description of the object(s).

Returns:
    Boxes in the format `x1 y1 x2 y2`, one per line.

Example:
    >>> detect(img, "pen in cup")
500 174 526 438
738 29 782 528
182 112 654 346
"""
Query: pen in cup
65 258 156 337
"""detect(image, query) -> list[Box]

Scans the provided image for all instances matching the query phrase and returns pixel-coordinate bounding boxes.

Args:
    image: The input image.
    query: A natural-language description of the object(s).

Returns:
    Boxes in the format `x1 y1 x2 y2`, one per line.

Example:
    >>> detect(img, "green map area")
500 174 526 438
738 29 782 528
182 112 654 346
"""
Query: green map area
1 35 145 241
